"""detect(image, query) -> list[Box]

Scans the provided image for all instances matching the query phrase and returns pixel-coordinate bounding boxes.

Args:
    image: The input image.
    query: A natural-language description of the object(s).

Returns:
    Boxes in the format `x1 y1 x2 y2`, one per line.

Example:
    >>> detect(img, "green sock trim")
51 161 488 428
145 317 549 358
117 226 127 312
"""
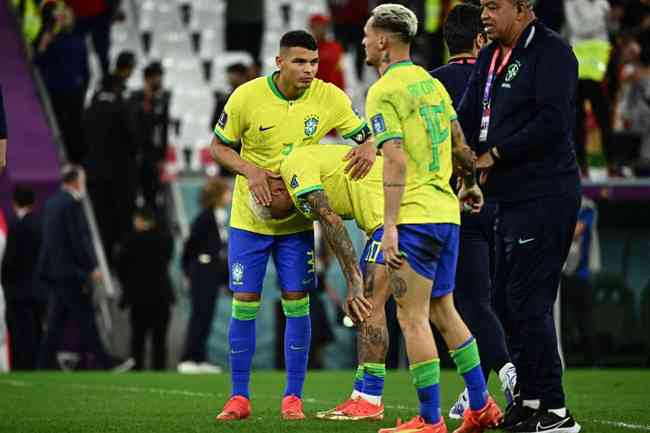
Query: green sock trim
281 296 310 317
409 358 440 388
355 365 365 381
232 299 261 321
450 339 481 375
364 362 386 378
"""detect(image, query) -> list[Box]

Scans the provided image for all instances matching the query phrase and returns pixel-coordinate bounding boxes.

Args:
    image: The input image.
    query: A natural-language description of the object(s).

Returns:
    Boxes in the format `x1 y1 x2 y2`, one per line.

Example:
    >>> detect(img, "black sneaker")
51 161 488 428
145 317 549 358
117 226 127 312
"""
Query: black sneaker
502 402 538 430
509 409 581 433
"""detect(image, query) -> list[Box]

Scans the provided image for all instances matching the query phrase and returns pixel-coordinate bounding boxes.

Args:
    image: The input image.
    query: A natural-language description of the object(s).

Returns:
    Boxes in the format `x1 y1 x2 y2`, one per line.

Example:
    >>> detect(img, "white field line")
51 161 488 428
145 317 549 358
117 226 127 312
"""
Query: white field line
2 380 650 430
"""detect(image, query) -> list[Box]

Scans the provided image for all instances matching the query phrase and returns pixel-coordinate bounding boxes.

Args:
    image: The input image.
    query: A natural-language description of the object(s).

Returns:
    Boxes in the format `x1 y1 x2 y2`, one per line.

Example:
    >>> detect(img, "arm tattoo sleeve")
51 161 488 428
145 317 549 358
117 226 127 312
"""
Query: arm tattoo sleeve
451 120 477 187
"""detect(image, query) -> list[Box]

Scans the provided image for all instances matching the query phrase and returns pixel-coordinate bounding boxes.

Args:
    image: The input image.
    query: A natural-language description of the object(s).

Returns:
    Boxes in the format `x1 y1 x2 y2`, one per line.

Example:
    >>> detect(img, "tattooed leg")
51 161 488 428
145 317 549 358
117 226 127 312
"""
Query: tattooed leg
357 264 391 364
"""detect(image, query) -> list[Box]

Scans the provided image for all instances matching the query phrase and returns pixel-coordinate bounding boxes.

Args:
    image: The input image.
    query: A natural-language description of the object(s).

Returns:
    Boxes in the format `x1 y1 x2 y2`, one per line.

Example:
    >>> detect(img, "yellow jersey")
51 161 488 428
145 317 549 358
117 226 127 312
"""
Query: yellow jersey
279 145 384 236
365 61 460 226
214 73 368 235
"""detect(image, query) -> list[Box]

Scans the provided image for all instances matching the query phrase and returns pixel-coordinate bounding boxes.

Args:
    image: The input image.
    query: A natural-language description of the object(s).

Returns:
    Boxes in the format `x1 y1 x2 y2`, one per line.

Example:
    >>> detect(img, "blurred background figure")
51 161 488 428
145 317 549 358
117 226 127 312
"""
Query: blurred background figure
36 165 133 371
33 1 89 164
0 208 8 372
210 62 251 141
113 50 136 92
562 196 600 366
328 0 368 82
118 207 175 371
130 61 171 212
309 13 346 91
178 178 231 374
83 74 137 265
225 0 264 68
2 186 45 371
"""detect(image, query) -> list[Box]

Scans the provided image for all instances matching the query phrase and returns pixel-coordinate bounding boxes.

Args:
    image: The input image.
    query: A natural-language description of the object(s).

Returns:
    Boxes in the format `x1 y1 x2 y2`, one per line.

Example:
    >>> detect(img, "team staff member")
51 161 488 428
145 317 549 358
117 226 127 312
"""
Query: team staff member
458 0 581 431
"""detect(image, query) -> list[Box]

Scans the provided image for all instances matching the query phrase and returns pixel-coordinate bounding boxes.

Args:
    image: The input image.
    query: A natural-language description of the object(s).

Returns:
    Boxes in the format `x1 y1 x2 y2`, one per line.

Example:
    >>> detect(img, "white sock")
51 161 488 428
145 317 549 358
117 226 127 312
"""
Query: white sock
350 390 362 400
498 362 516 382
358 392 382 405
549 408 567 418
522 399 540 410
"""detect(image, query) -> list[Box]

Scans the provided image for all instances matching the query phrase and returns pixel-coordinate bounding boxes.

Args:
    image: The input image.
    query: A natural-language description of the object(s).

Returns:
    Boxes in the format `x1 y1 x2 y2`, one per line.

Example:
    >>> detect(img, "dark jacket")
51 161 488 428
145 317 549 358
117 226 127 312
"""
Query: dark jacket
181 208 228 286
37 190 96 285
458 20 580 202
118 227 175 307
33 29 89 93
129 89 171 163
83 90 137 181
1 212 43 302
430 58 475 109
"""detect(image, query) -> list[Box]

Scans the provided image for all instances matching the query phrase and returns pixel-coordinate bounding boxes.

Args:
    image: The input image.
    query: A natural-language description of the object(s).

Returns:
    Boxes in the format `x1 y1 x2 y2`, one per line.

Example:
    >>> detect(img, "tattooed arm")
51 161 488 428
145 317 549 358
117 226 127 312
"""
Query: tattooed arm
381 139 406 269
305 190 372 323
451 120 484 213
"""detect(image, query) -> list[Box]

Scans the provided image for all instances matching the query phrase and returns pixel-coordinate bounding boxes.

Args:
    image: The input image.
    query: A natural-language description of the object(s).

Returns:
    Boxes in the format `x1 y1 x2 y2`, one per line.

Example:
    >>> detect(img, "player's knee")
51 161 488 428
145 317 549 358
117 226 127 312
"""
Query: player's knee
281 294 310 318
232 297 262 321
396 305 428 334
234 292 261 302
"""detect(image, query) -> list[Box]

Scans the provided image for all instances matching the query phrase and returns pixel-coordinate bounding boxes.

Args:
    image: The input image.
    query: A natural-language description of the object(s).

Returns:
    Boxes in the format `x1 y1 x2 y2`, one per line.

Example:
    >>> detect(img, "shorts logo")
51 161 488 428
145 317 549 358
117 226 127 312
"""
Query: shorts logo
232 262 244 285
505 61 521 82
217 111 228 129
304 115 319 137
371 114 386 134
290 175 299 189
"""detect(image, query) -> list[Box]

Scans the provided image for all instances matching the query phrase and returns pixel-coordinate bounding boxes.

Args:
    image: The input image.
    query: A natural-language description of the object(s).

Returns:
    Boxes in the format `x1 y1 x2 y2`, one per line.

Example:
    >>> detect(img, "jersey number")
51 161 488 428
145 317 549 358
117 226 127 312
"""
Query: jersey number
418 103 448 172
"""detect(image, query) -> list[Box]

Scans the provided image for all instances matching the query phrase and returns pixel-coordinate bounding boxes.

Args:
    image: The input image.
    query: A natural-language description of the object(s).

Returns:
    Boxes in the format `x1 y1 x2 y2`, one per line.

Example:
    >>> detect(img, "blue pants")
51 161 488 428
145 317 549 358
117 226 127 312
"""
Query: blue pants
495 193 580 408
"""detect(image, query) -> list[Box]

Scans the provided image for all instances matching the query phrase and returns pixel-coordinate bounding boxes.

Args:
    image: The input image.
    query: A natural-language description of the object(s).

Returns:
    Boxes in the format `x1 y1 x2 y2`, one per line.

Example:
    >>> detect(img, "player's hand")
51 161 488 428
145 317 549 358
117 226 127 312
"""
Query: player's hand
476 152 494 185
344 141 376 180
246 166 280 206
382 225 403 269
458 183 484 214
344 281 372 325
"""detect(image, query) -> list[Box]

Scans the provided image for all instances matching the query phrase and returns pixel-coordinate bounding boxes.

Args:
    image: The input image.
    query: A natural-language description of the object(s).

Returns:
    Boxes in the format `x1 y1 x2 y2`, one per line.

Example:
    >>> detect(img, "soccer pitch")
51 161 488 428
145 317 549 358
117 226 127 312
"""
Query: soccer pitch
1 370 648 433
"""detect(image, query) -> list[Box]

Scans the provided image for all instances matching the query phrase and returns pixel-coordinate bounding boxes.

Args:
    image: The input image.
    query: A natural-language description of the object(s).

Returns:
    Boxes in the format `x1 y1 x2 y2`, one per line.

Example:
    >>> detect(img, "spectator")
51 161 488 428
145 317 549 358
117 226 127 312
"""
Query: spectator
33 1 89 164
328 0 368 82
225 0 264 67
178 178 231 374
0 85 6 173
130 62 171 211
114 50 136 92
2 186 45 370
0 209 8 372
565 0 615 175
210 63 250 135
118 208 174 371
562 196 600 366
36 165 134 371
84 74 137 264
309 14 346 91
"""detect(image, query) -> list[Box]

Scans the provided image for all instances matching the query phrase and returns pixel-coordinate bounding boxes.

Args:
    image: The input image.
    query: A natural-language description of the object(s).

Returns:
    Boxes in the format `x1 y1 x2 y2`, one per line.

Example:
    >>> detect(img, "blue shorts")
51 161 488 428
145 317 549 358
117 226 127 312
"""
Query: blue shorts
228 227 315 293
361 224 459 298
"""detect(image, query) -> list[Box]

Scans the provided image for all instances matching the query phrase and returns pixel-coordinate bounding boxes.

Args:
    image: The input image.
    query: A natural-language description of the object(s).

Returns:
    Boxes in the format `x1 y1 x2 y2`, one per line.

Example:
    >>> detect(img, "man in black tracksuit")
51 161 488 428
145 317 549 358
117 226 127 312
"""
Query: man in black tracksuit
458 0 581 432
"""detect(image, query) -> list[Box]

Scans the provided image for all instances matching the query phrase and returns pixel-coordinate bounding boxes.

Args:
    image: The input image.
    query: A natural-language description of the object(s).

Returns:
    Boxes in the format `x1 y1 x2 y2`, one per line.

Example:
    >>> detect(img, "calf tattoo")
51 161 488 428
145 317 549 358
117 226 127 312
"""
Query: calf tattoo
358 323 389 363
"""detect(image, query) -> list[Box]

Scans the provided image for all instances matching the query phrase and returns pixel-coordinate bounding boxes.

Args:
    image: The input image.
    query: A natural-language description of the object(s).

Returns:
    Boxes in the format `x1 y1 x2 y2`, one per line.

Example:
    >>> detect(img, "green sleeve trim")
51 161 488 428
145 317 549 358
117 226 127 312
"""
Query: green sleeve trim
376 133 403 149
342 121 369 139
450 339 481 374
449 113 458 121
295 185 324 198
214 128 236 146
281 296 310 318
355 365 365 381
232 299 262 321
409 358 440 388
364 362 386 378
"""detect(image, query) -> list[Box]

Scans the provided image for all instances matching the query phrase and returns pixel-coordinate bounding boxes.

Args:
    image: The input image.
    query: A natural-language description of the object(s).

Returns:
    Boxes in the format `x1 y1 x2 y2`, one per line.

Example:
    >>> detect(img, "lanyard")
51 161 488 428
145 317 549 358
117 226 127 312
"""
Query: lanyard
482 47 512 107
449 57 476 65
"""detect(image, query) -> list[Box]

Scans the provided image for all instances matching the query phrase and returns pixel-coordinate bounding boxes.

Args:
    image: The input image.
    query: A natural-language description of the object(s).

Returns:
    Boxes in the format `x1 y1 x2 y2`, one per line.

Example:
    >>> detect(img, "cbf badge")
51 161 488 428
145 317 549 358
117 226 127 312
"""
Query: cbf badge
304 115 319 137
505 61 521 82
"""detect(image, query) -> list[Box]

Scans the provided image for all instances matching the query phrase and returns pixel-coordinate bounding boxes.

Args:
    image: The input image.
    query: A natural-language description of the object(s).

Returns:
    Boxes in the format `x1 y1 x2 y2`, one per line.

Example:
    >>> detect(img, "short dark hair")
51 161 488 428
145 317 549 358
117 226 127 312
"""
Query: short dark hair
279 30 318 51
61 164 82 184
12 185 35 207
116 50 136 70
226 62 249 76
443 3 484 56
144 61 164 78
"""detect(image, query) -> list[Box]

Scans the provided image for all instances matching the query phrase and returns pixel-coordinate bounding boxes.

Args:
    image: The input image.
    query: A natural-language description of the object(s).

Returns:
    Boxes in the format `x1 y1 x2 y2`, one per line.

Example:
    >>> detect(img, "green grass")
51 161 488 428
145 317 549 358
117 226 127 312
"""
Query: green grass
1 370 649 433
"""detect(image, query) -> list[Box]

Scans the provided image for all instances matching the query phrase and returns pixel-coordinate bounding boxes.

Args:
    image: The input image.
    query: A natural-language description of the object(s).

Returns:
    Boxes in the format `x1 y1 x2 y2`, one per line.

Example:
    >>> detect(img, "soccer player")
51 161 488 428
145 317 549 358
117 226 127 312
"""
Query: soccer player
363 5 502 433
209 30 375 421
430 3 517 419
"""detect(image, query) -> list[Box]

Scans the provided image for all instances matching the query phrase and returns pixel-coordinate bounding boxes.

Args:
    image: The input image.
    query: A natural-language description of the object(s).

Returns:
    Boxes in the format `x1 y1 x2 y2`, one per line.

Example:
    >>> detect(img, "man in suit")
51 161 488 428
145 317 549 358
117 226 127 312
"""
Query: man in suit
36 165 133 371
2 186 45 370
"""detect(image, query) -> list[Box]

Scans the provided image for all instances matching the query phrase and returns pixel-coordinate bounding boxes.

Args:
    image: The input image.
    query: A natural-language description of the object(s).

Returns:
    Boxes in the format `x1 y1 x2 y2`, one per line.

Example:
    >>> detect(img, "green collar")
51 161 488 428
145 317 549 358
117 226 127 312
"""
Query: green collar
384 60 414 75
267 72 307 101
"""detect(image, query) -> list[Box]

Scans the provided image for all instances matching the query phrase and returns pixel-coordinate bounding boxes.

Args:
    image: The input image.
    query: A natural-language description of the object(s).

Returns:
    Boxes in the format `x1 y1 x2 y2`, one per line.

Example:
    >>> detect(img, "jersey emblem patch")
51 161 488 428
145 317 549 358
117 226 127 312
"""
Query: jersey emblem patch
217 111 228 129
304 115 319 137
371 114 386 134
290 175 299 189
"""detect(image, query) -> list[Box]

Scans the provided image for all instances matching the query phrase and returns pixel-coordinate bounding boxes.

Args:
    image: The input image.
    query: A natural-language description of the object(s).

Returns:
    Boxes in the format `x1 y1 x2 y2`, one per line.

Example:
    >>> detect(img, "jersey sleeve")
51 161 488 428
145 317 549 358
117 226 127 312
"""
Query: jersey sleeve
329 85 368 140
434 79 458 122
365 85 403 148
213 86 246 146
280 150 324 220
